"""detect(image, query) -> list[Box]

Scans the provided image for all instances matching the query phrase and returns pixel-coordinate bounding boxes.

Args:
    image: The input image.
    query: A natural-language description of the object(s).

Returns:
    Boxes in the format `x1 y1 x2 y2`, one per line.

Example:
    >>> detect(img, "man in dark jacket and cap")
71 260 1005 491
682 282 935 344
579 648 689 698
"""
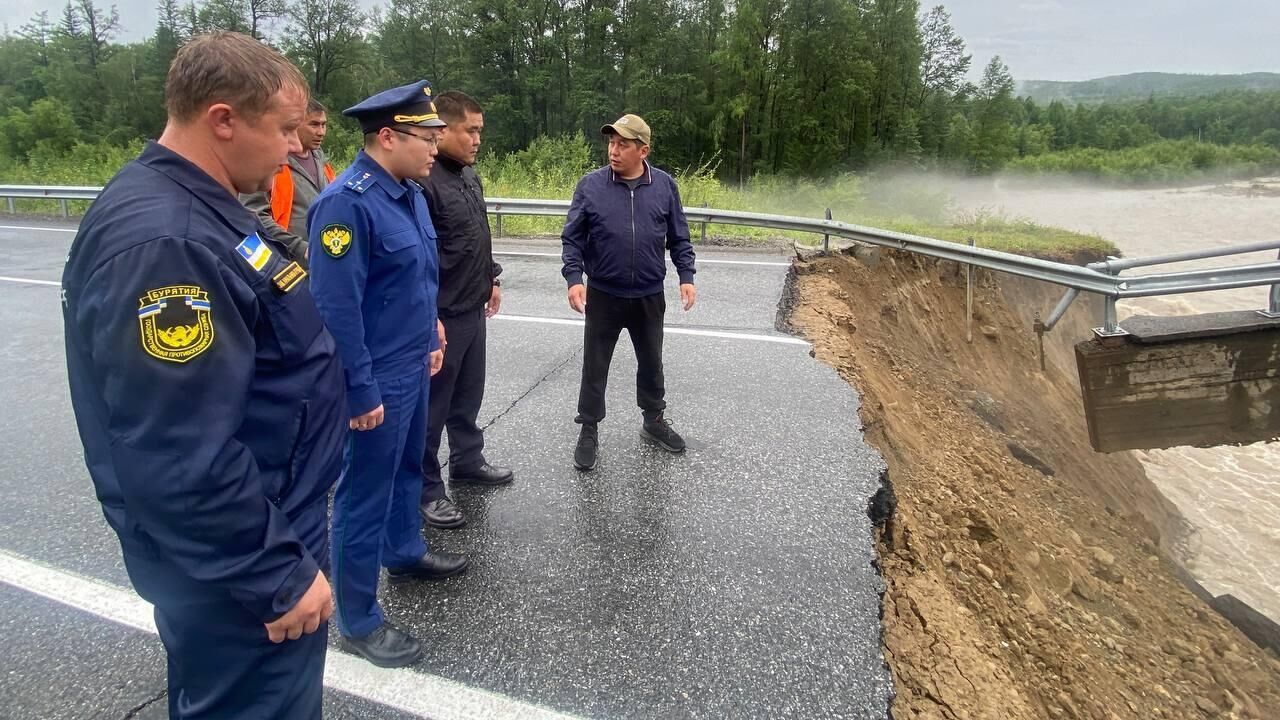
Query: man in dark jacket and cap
561 113 698 471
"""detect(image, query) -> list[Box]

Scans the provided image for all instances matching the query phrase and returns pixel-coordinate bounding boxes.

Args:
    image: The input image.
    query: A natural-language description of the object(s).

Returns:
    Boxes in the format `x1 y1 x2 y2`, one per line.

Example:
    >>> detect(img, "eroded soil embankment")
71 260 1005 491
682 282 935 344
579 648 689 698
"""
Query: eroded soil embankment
786 248 1280 720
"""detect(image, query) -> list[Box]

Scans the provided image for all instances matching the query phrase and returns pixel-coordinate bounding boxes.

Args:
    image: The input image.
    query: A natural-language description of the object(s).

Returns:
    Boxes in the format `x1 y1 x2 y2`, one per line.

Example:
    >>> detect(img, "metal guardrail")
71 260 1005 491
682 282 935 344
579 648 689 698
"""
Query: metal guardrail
5 184 1280 337
0 184 101 217
0 185 101 199
488 198 1280 336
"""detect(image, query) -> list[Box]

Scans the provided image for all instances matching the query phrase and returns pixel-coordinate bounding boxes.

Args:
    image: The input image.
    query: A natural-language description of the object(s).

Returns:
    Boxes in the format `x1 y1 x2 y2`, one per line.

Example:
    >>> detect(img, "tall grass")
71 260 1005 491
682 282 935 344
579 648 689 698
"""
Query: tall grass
474 134 961 245
0 140 144 215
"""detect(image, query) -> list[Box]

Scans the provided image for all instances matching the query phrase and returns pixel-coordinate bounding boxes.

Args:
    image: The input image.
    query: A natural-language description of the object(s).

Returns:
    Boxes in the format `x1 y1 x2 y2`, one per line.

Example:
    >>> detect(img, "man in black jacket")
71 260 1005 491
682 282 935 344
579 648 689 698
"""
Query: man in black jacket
418 91 513 529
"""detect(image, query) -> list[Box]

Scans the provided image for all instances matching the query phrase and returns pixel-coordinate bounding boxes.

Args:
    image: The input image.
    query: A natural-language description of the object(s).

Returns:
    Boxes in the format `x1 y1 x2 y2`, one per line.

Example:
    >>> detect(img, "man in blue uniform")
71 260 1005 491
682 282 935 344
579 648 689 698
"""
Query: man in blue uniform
62 33 344 719
308 79 469 669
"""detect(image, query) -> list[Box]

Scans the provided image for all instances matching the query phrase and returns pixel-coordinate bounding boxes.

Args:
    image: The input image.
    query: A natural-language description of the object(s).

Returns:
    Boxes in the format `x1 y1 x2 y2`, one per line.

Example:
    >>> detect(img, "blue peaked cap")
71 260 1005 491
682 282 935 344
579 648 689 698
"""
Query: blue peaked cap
342 80 447 133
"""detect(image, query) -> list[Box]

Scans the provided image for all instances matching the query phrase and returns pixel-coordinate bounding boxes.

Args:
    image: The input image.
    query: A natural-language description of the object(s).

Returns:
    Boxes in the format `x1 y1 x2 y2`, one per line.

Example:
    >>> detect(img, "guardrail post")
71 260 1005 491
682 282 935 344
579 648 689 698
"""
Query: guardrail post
966 237 975 343
59 199 68 218
1103 296 1119 334
5 197 13 213
1260 248 1280 319
1091 257 1129 339
822 208 832 253
495 211 503 238
700 203 708 243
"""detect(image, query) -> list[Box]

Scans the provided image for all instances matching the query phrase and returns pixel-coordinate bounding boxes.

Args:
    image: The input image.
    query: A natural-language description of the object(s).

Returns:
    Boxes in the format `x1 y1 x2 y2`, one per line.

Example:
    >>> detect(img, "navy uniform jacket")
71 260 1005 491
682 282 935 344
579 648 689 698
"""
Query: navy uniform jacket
307 150 441 417
561 161 696 298
62 142 348 622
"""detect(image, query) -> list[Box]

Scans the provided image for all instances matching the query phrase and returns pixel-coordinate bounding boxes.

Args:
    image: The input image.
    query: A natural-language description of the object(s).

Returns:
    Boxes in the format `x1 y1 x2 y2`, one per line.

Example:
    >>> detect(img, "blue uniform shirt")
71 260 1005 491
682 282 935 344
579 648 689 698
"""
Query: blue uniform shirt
61 141 349 623
307 150 441 417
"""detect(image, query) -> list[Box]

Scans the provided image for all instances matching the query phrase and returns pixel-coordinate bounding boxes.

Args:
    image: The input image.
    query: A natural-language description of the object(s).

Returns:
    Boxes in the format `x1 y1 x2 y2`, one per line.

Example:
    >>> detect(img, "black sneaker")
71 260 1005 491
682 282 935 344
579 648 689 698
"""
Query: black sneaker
574 423 598 471
641 415 686 453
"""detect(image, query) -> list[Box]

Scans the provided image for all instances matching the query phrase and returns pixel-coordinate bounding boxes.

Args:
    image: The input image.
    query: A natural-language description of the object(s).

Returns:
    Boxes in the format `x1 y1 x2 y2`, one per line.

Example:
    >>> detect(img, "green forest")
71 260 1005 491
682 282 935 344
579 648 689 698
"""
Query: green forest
1 0 1279 187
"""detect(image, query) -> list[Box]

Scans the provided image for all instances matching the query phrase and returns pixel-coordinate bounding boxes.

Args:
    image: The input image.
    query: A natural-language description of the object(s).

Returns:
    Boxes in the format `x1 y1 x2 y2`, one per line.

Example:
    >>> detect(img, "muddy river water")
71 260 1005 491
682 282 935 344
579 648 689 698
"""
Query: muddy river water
943 176 1280 622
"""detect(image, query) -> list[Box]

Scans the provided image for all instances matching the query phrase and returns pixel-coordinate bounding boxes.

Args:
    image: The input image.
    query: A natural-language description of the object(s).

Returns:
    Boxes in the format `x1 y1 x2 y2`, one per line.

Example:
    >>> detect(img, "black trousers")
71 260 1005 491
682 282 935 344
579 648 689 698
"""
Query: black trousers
422 307 488 503
576 286 666 425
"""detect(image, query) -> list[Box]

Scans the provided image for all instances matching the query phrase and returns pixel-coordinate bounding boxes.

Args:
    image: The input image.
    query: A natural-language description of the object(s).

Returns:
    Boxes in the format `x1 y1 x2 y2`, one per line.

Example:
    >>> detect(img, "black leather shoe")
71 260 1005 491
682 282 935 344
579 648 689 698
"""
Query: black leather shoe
420 498 466 529
642 415 687 453
449 463 514 486
340 624 423 668
574 423 598 471
386 551 470 583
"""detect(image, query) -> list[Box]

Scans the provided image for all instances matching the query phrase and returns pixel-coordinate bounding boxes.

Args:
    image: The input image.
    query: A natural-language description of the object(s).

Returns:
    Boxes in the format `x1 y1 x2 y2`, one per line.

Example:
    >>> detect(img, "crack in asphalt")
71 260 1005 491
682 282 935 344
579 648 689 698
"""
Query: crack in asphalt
121 689 167 719
480 347 582 432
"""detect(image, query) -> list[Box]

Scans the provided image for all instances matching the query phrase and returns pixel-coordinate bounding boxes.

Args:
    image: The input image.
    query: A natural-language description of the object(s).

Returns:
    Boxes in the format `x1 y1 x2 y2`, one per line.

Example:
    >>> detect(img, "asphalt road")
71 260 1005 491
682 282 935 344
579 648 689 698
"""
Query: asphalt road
0 219 892 719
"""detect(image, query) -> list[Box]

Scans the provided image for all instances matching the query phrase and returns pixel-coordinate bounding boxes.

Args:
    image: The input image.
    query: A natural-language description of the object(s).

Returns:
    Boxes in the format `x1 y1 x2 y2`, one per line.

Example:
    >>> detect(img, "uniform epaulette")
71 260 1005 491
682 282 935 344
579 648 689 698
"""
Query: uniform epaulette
345 171 376 194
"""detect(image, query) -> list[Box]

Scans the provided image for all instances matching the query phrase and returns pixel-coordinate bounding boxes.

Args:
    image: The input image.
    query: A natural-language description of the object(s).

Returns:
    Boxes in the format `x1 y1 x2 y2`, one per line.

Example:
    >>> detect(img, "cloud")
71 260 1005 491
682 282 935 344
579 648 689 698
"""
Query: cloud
4 0 1276 82
1016 1 1064 12
944 0 1280 81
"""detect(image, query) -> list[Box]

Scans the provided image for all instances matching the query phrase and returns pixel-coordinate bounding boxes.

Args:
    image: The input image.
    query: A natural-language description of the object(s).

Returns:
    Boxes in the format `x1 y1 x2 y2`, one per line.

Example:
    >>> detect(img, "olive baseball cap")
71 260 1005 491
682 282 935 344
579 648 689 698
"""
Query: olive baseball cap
601 113 651 146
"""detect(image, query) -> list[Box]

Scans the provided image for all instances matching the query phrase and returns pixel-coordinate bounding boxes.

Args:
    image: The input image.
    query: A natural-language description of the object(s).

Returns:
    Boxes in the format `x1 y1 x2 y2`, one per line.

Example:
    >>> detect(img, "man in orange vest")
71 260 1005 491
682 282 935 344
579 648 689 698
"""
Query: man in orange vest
242 97 335 266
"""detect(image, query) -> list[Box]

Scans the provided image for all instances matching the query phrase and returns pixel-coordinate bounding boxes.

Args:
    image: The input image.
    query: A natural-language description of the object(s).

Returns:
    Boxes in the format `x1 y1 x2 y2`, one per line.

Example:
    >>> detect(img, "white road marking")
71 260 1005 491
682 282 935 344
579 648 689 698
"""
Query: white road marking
0 276 809 346
0 549 583 720
0 276 59 286
494 313 808 345
494 250 790 267
0 227 791 265
0 223 791 265
0 224 77 233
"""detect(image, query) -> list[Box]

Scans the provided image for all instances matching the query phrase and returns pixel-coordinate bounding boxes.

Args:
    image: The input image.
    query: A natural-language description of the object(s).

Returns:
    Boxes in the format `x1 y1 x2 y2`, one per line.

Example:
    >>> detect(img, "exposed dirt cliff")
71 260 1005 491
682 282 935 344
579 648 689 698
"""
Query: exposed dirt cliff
786 248 1280 720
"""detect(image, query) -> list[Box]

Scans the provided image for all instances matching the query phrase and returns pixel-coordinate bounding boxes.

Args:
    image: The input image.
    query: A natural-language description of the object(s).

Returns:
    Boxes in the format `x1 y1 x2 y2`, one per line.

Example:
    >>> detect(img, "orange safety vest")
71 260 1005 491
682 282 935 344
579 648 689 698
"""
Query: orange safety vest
270 161 336 230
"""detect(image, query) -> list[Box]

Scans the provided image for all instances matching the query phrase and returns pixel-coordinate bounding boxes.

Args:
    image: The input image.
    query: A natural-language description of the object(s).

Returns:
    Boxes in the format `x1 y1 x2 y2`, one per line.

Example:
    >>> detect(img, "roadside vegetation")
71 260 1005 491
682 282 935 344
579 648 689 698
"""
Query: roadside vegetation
2 1 1278 203
0 133 1113 256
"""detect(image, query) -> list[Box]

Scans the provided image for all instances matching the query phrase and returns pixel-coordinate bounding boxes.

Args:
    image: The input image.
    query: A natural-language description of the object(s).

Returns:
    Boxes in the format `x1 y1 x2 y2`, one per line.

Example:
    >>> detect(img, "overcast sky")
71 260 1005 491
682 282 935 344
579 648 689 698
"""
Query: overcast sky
3 0 1276 83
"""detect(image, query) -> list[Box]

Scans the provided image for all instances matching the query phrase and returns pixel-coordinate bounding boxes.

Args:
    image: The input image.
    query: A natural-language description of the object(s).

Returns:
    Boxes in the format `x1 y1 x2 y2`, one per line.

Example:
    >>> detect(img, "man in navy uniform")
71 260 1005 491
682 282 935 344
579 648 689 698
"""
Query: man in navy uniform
62 32 344 719
561 113 697 471
308 79 468 669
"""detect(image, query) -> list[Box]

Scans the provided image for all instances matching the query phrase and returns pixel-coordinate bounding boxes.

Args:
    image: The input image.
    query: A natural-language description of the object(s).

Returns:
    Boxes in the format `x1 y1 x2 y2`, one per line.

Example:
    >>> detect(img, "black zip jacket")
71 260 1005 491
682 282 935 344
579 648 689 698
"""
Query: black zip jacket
420 154 501 317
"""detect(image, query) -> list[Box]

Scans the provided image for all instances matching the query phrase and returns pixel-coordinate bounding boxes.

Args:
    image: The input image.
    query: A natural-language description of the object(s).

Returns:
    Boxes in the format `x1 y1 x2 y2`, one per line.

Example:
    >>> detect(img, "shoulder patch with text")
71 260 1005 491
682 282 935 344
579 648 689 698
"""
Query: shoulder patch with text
272 261 307 293
137 285 214 363
320 224 353 258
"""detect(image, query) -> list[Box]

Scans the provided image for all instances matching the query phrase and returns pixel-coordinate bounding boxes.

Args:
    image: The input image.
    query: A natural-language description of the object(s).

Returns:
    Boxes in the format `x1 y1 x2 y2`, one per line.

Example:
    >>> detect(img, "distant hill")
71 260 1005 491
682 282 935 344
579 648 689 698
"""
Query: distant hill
1019 72 1280 104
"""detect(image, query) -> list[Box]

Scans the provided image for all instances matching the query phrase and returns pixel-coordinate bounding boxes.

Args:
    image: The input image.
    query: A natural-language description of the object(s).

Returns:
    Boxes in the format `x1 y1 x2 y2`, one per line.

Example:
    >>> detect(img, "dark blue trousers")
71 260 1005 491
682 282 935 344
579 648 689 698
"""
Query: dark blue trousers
153 600 326 719
123 499 331 720
422 308 489 503
331 366 431 638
